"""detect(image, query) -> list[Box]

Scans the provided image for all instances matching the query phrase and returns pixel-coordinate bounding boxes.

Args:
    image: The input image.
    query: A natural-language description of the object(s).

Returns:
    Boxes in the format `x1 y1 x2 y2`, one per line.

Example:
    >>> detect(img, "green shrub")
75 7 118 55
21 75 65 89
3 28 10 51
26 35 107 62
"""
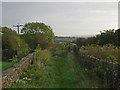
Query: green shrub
105 55 117 63
2 27 29 62
50 44 67 57
11 48 52 88
80 44 119 64
2 27 19 50
12 56 19 64
33 45 51 67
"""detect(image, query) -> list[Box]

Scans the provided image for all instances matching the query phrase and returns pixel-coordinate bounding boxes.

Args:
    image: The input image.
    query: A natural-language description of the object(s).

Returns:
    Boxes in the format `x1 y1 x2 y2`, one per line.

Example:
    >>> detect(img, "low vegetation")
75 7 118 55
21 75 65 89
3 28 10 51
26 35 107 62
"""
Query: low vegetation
0 62 13 71
80 44 120 64
11 48 103 88
73 29 120 64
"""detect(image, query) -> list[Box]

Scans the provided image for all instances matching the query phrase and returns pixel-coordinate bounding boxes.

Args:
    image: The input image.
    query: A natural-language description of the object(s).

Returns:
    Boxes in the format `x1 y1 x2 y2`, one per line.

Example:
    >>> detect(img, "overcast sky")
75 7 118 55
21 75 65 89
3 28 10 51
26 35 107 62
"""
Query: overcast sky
2 2 118 36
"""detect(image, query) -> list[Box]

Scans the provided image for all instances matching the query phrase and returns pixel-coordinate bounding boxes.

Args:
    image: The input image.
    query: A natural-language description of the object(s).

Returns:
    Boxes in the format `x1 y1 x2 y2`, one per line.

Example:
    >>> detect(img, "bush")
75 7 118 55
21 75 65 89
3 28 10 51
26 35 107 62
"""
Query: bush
2 27 29 62
12 56 19 64
80 44 119 64
50 44 67 57
33 45 51 68
11 48 52 88
2 27 19 50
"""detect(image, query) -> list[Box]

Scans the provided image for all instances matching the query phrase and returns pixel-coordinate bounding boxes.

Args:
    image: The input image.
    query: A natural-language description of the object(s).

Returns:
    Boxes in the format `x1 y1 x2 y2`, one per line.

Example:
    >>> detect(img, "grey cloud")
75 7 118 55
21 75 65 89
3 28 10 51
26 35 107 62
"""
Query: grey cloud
2 2 118 36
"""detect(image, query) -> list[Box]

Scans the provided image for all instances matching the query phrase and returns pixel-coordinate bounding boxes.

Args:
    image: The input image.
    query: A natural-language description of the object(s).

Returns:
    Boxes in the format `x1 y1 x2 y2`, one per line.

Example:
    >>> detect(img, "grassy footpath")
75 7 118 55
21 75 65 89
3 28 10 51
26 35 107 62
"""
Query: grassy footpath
11 53 103 88
47 53 103 88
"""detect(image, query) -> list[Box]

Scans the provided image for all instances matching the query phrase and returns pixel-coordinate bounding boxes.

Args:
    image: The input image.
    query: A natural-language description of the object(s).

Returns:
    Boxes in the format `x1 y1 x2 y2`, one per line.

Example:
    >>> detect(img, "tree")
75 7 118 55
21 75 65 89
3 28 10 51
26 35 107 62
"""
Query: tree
75 29 119 47
98 29 117 46
21 22 55 44
75 38 87 46
2 27 19 50
2 27 29 60
35 34 51 50
115 29 120 46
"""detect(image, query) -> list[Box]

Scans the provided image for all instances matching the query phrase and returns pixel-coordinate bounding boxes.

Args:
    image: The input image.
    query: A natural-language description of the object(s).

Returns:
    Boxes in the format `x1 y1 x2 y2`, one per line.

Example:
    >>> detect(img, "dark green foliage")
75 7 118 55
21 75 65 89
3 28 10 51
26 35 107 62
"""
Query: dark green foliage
98 29 118 46
21 22 55 50
35 34 52 50
2 27 19 50
75 29 120 47
116 29 120 46
75 37 98 46
20 34 35 49
2 49 17 61
2 27 29 61
75 38 87 46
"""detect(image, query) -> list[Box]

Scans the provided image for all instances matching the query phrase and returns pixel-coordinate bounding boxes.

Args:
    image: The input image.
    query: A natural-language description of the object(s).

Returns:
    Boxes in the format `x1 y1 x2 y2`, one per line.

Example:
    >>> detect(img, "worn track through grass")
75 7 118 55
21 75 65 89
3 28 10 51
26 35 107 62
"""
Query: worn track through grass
47 53 103 88
11 53 103 88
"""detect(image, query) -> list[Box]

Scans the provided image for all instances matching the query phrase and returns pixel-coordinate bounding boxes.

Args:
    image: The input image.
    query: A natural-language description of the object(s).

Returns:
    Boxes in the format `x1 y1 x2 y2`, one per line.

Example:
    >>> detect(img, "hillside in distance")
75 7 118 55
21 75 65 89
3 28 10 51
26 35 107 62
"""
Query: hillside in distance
73 34 96 38
55 34 95 43
55 36 78 44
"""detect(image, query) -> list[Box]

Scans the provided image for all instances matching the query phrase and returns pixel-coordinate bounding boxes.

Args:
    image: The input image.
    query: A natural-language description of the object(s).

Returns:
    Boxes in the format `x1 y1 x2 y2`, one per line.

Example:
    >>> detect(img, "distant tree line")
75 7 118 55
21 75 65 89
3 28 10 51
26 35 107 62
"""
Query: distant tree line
74 29 120 47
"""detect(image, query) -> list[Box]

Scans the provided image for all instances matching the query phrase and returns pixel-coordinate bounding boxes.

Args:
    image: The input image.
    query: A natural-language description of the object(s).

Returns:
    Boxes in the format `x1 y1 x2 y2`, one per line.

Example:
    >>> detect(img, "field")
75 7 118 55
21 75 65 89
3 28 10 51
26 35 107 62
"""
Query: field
0 62 13 71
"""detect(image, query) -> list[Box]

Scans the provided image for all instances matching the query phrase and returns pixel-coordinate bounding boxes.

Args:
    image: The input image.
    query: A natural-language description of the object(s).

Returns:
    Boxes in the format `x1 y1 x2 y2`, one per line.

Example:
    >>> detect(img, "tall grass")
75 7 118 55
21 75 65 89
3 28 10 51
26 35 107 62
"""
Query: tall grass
11 47 52 88
80 44 120 64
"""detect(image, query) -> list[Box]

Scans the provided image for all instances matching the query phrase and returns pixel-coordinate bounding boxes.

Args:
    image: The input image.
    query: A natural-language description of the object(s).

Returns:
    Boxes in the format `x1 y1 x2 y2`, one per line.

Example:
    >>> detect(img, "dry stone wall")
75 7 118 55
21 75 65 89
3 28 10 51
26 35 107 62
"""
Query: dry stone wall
1 52 34 88
76 53 120 88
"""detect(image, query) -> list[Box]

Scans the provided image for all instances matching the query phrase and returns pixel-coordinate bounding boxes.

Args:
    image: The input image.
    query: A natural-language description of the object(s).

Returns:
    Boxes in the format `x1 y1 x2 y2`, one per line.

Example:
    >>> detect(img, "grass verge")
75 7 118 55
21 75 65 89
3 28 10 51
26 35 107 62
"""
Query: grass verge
0 62 13 71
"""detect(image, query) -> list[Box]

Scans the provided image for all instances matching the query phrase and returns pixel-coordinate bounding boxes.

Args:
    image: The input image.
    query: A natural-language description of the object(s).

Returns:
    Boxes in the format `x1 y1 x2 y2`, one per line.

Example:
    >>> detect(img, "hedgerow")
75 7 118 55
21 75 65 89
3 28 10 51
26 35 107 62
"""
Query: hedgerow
80 44 119 64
